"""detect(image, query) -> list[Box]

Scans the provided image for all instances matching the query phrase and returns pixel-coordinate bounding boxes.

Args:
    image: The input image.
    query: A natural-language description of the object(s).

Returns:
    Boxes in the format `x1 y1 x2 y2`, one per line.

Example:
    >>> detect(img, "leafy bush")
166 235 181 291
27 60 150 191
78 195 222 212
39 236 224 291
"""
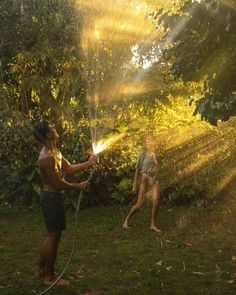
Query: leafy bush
162 181 205 207
0 112 40 206
111 178 133 203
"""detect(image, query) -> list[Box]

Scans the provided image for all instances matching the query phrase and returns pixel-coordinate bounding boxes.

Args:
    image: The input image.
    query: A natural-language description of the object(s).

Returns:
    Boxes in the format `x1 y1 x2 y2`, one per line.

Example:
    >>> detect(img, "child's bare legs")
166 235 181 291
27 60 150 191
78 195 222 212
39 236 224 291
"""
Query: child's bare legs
123 174 147 229
150 180 161 232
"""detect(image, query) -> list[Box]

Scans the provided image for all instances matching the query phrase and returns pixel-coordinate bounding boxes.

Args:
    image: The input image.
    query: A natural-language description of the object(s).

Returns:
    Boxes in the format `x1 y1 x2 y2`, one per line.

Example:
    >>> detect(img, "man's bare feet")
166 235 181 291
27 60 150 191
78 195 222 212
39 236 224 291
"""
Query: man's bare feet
150 225 161 233
35 268 45 277
44 278 70 286
122 222 130 230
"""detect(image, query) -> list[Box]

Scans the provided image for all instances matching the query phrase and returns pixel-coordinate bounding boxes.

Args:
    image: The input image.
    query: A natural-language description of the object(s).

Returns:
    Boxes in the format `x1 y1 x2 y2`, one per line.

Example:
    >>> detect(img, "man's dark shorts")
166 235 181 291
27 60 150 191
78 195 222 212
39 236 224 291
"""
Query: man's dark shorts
40 191 66 231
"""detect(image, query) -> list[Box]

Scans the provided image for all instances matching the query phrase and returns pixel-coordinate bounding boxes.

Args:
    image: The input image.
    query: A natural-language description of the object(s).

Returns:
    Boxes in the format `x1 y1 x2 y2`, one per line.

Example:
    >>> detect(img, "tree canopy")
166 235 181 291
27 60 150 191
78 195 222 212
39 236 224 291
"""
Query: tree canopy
156 0 236 125
0 0 84 125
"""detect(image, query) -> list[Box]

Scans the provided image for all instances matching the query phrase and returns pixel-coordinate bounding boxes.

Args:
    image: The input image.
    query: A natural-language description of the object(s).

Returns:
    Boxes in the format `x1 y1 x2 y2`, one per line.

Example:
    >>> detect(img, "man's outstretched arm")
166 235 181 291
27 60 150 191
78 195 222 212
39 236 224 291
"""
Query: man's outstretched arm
62 155 97 176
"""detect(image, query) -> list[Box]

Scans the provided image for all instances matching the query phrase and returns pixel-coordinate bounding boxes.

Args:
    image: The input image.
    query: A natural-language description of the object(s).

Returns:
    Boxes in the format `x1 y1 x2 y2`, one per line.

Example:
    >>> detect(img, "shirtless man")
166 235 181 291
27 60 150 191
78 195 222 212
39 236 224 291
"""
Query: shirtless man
33 120 97 286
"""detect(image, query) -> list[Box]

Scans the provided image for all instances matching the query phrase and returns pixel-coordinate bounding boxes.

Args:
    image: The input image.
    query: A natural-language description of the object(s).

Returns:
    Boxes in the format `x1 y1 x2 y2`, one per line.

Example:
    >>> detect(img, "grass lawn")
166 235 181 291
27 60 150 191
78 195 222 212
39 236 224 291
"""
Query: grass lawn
1 203 236 295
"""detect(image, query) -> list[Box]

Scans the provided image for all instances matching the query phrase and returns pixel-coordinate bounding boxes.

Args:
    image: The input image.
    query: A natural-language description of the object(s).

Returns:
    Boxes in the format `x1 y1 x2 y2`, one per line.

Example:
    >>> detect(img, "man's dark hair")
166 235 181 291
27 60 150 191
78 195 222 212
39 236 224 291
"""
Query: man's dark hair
33 120 50 144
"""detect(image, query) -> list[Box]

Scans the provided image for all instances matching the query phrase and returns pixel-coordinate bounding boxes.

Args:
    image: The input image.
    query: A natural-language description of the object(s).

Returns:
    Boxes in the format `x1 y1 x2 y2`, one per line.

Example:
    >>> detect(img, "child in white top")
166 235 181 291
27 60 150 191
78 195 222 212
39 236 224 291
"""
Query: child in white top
123 136 161 232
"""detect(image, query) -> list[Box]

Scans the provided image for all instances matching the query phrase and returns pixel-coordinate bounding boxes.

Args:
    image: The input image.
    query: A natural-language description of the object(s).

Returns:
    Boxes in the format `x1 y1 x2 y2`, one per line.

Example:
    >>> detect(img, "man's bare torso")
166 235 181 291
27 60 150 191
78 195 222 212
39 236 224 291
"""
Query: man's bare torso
38 147 64 192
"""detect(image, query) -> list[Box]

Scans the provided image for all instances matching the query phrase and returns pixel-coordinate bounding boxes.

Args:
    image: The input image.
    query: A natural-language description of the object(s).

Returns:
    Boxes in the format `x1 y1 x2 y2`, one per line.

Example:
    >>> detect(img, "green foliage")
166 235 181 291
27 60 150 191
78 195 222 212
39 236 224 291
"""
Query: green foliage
1 0 236 209
156 0 236 125
111 178 133 203
162 180 205 207
0 0 85 122
0 111 40 206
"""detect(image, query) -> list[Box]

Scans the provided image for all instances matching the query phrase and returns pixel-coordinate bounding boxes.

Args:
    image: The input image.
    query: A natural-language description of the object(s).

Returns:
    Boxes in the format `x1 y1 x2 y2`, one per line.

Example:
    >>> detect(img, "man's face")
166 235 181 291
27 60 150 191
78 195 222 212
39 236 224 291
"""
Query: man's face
47 124 59 141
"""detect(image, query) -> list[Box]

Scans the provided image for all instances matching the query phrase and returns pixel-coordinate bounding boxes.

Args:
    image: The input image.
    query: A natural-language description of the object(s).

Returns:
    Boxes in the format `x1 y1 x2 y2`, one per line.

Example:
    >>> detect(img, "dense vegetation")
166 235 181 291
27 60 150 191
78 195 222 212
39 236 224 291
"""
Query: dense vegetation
0 0 235 208
158 0 236 125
